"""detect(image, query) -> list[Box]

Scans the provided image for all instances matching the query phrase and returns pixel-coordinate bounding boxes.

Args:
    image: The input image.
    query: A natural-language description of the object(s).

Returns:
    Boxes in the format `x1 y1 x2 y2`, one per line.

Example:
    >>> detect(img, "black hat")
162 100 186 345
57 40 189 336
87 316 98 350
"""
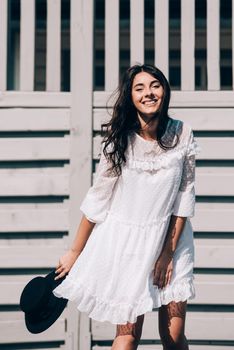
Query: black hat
20 270 68 334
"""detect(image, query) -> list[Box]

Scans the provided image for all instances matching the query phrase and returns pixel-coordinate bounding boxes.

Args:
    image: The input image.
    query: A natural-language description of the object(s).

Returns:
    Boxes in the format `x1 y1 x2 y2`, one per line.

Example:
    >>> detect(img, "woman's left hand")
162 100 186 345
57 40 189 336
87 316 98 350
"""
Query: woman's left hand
153 251 173 289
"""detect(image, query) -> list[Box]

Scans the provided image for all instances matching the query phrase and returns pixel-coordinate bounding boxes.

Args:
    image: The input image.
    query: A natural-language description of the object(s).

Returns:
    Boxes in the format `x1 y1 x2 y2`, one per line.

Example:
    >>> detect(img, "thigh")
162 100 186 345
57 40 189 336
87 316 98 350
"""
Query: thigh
115 314 145 343
158 301 187 341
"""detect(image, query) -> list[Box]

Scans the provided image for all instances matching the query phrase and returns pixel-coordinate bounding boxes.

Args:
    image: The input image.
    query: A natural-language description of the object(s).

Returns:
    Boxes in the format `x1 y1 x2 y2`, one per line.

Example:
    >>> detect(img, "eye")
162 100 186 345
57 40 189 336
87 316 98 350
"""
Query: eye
152 84 160 89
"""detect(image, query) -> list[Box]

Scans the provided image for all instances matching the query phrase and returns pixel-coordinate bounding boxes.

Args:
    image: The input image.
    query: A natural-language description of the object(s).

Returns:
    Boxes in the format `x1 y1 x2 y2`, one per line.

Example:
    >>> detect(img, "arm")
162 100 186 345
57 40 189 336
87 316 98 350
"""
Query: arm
55 215 96 280
153 126 200 289
55 142 118 280
153 215 186 289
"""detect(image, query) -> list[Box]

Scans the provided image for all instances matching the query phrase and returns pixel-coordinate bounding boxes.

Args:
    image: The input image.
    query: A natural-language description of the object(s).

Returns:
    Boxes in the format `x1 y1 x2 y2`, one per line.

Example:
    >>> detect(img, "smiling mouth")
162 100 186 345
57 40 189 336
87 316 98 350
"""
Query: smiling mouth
143 99 158 106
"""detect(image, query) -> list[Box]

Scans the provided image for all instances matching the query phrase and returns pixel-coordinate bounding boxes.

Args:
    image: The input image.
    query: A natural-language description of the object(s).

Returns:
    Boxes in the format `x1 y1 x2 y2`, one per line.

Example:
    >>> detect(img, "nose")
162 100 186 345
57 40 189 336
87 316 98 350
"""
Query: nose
144 87 154 97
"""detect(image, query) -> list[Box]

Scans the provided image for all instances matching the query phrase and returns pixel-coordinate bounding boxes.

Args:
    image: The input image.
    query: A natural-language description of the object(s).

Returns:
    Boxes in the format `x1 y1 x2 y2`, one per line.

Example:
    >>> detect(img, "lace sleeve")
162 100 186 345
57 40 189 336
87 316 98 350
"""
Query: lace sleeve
172 127 201 218
80 143 119 223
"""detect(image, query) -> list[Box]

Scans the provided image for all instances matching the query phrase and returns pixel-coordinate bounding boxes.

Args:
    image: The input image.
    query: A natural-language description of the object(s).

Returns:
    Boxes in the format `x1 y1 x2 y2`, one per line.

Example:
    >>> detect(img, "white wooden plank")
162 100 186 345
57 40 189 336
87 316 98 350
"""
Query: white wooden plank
192 203 234 232
0 0 7 91
196 167 234 196
155 0 169 79
2 274 234 305
191 274 234 305
105 0 119 91
92 311 234 340
194 239 234 268
207 0 220 90
181 0 195 90
93 135 234 160
20 0 35 91
130 0 144 65
0 311 66 343
0 203 68 232
93 346 234 350
0 91 71 107
0 136 69 160
0 167 69 196
46 0 61 91
94 91 234 108
0 245 65 268
0 108 70 131
94 107 234 130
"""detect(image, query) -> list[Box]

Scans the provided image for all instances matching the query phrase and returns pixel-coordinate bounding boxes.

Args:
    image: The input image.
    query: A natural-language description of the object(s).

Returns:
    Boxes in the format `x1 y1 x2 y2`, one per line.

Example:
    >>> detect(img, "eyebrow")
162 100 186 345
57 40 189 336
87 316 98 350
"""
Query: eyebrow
133 79 160 88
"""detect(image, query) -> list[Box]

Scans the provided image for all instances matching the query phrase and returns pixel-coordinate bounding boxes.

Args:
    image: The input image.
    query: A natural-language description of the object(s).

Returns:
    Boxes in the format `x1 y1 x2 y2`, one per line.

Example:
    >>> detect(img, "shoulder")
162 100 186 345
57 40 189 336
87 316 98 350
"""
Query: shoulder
168 117 193 143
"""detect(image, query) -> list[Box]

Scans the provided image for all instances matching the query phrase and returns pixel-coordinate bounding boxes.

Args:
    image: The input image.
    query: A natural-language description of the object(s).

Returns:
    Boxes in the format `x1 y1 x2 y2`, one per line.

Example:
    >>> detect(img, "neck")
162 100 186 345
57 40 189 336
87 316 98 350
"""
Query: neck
137 112 159 139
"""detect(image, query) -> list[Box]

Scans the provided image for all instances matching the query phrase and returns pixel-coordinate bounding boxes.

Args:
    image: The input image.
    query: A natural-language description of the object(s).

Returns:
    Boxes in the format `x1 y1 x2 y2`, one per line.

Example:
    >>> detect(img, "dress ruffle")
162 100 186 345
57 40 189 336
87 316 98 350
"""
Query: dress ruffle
53 277 154 324
53 275 195 325
127 139 201 172
159 278 196 305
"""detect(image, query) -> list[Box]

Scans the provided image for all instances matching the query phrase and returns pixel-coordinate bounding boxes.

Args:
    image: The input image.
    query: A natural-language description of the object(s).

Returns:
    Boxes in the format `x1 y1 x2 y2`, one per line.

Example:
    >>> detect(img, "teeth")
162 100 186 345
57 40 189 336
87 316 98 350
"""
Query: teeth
144 100 157 105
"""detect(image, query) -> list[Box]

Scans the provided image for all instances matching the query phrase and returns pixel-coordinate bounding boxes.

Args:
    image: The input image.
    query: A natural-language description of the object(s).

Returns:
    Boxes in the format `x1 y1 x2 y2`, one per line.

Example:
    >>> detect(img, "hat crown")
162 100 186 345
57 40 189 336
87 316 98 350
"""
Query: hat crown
20 277 50 314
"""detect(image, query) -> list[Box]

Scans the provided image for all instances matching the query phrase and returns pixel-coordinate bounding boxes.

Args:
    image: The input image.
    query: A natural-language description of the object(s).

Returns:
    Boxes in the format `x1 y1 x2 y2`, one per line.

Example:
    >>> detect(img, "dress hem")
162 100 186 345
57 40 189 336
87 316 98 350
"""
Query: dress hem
53 276 195 325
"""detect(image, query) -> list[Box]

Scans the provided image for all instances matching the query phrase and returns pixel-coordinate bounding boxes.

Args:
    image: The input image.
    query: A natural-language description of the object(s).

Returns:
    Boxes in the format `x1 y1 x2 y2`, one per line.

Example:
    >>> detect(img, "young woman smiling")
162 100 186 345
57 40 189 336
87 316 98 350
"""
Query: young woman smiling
53 64 200 350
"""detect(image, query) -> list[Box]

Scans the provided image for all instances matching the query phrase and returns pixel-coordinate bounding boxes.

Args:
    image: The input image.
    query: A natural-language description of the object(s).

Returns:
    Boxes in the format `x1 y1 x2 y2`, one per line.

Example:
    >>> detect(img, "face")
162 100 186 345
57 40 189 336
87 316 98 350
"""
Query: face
131 71 164 118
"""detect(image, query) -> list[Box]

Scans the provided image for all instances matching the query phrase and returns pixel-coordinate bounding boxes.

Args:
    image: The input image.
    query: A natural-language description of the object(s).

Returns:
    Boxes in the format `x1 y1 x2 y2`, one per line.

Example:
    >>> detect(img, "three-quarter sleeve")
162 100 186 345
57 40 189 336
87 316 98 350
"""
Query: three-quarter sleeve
80 142 119 224
172 127 200 218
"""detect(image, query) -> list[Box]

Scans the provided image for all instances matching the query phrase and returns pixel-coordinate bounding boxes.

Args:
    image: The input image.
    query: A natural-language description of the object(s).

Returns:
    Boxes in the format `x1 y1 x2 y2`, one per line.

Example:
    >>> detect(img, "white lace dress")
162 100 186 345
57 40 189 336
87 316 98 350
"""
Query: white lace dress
53 118 201 324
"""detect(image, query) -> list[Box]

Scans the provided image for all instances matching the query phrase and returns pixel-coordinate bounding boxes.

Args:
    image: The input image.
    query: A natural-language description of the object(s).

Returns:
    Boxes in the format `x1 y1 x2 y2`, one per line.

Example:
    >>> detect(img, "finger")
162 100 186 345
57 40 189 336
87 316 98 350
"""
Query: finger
159 272 165 289
55 266 64 274
167 269 173 285
54 270 67 280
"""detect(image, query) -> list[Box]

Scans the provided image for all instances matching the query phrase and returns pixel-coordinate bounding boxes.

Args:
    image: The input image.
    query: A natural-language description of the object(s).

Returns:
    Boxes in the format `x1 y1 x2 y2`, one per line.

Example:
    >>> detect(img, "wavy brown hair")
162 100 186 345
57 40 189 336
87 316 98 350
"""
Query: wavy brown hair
101 64 179 176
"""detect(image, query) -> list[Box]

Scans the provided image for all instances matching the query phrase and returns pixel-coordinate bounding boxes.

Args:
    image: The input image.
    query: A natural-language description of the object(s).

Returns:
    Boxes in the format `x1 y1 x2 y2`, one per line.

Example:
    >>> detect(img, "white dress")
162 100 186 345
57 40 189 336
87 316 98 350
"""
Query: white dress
53 117 201 325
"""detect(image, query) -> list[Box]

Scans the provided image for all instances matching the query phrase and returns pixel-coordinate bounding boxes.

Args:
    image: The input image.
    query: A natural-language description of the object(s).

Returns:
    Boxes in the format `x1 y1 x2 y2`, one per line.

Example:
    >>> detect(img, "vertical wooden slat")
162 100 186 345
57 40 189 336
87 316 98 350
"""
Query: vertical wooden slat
130 0 144 65
70 0 94 349
181 0 195 90
207 0 220 90
46 0 61 91
0 0 7 91
105 0 119 91
155 0 169 79
232 0 234 90
20 0 35 91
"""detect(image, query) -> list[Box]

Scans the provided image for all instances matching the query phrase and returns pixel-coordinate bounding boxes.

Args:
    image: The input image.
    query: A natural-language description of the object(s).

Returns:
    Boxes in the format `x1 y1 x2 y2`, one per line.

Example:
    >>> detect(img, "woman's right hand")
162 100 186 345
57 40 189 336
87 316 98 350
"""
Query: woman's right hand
54 249 80 280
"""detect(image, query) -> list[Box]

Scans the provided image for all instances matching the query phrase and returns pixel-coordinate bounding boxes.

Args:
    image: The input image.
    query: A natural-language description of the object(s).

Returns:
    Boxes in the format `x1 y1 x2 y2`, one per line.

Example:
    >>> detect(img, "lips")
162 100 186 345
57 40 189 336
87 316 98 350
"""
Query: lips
143 99 158 105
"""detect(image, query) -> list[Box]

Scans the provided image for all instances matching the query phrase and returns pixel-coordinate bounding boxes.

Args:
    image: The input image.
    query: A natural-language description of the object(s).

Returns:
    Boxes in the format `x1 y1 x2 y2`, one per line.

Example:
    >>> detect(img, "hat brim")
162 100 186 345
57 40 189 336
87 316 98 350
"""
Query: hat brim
25 296 68 334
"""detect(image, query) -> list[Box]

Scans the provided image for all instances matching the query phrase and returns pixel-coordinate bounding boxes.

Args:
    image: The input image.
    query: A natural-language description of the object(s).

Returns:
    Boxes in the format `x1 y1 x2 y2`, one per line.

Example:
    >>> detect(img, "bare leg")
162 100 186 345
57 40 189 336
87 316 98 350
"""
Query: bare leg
158 301 189 350
111 314 145 350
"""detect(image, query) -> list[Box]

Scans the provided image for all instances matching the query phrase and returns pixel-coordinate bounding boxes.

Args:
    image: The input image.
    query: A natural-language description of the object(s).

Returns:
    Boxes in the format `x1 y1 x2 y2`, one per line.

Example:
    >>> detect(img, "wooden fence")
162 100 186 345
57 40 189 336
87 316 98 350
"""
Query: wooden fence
0 0 234 349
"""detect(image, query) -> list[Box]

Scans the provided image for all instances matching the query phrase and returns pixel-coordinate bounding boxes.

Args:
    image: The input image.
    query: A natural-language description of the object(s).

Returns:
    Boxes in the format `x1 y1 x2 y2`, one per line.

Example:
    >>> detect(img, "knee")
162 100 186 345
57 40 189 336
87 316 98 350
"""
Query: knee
115 334 139 348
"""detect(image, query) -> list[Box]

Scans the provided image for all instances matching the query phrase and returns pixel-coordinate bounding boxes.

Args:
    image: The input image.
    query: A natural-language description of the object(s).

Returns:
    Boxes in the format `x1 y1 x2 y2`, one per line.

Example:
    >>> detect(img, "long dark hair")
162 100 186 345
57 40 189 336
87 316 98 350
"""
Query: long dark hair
101 64 179 176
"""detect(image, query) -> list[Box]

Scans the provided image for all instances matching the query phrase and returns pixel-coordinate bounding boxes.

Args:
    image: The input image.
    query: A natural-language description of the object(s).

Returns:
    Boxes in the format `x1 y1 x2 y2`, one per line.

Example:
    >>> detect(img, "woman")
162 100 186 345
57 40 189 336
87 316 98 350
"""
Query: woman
53 64 200 350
